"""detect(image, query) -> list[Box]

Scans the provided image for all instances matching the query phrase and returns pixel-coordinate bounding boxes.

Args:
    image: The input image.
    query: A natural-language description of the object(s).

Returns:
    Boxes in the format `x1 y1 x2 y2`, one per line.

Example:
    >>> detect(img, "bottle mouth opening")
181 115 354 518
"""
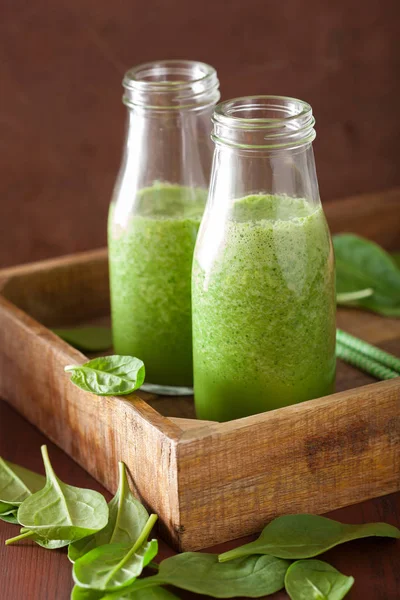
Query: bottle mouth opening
212 95 316 149
124 60 216 89
123 60 220 109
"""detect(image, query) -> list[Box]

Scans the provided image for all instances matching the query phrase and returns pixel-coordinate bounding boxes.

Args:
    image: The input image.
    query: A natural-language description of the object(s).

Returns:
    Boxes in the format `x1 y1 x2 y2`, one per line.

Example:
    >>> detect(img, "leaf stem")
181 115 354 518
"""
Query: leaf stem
64 365 78 372
5 530 35 545
104 514 158 586
337 288 374 303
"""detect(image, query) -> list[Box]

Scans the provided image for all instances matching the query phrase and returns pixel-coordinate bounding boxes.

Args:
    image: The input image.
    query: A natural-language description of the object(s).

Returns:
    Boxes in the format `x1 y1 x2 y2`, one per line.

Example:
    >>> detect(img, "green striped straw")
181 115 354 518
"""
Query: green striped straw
336 341 399 380
337 329 400 375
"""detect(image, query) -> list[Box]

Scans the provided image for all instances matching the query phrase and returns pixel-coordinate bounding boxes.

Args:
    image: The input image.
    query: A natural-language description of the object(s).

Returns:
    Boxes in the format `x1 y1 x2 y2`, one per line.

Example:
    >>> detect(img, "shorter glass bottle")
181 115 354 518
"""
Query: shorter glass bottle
108 60 220 395
192 96 336 421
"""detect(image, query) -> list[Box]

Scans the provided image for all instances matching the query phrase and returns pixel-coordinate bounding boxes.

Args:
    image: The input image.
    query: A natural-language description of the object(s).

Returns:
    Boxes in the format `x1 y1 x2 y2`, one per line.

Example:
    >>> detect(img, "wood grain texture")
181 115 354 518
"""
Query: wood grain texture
0 400 399 600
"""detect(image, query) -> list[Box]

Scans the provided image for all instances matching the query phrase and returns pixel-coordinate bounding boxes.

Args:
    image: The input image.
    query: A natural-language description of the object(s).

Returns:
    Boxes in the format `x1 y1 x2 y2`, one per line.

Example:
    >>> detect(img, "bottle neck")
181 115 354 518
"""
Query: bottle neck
207 95 320 206
212 95 316 151
123 60 220 111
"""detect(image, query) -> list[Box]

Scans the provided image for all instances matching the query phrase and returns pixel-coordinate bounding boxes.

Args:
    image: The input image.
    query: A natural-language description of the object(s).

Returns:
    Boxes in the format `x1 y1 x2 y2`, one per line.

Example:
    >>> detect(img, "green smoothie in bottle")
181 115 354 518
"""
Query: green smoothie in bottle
109 184 206 387
108 60 220 393
193 193 336 421
192 95 336 420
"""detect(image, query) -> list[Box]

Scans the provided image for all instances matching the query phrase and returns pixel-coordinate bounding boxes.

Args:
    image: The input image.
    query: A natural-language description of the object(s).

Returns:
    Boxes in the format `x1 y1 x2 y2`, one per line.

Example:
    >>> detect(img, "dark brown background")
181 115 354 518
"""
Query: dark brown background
1 0 399 269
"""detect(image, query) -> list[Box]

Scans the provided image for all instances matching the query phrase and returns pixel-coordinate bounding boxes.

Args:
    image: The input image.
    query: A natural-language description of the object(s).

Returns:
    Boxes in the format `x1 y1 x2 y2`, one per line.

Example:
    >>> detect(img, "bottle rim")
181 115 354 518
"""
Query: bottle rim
123 60 219 109
212 95 316 149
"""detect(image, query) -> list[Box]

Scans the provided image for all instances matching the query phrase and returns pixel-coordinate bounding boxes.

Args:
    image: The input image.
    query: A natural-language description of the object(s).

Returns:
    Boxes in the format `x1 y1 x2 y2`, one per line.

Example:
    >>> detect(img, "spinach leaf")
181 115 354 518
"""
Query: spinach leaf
73 514 158 591
285 560 354 600
69 462 149 562
333 234 400 316
111 553 290 598
0 508 18 524
218 514 400 561
71 587 104 600
120 590 181 600
65 356 145 396
392 252 400 269
6 445 108 544
0 457 45 510
72 585 180 600
52 327 112 352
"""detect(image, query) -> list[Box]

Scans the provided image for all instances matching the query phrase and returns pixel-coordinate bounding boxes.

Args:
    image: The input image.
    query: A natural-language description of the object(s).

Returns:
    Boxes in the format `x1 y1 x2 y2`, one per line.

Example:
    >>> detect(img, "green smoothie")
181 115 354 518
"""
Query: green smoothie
192 193 336 421
108 184 206 388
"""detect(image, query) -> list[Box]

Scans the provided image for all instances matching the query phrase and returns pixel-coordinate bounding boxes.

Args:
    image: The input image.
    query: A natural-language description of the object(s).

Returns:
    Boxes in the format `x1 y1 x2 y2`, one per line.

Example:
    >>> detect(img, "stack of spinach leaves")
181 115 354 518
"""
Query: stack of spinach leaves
1 449 399 600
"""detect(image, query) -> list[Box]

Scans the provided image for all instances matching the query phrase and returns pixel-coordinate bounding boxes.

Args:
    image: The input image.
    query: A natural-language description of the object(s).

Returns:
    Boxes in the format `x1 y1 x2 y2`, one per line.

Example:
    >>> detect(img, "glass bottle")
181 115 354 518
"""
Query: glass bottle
192 96 336 421
108 60 220 395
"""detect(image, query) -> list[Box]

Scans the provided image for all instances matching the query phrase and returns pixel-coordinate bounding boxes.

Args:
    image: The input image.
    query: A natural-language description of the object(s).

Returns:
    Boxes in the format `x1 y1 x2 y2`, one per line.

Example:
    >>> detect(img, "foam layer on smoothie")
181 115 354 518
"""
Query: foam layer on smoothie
193 193 336 421
109 183 206 387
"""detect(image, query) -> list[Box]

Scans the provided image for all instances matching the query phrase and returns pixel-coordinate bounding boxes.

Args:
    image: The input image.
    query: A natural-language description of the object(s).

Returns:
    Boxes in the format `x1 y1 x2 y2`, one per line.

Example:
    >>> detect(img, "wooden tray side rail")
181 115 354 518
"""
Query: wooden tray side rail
176 381 400 549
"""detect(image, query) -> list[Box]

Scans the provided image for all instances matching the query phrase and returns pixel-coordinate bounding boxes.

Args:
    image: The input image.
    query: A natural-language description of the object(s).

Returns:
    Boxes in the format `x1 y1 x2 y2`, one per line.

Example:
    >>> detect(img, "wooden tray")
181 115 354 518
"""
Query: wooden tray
0 190 399 551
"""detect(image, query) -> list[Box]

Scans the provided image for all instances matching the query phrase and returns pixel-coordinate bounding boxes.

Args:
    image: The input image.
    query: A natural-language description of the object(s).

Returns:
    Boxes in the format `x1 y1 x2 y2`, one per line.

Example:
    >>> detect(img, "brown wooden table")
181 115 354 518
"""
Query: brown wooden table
0 400 399 600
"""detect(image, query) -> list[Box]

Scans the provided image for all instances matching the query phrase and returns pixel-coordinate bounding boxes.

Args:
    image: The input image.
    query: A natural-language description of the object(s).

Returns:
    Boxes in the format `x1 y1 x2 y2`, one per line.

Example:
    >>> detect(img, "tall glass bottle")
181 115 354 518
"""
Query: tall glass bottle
193 96 336 421
109 61 220 394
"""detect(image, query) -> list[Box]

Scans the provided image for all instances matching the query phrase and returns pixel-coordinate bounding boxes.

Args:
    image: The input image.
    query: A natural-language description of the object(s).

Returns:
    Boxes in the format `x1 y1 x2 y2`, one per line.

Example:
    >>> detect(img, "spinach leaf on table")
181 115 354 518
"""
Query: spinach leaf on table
71 585 180 600
285 559 354 600
69 462 149 562
0 457 45 511
6 445 108 545
73 539 158 592
52 327 112 352
218 514 400 561
0 508 18 524
65 356 145 396
73 514 158 591
333 234 400 316
109 553 290 598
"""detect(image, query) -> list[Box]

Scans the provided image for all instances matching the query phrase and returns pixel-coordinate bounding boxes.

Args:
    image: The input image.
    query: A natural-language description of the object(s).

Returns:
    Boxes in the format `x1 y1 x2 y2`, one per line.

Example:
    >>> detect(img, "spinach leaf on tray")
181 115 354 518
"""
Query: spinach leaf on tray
285 559 354 600
334 234 400 316
218 514 400 561
65 356 145 396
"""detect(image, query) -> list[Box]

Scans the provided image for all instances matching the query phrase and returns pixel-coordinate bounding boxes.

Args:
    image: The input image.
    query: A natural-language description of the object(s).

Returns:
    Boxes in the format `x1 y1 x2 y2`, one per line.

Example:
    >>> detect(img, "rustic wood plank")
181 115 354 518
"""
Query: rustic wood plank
176 378 400 549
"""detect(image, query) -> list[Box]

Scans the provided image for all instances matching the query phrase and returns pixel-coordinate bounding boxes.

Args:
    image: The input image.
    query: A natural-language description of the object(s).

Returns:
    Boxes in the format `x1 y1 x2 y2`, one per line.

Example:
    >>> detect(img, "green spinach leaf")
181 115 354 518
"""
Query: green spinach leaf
333 234 400 316
0 457 45 510
392 252 400 269
111 553 290 598
72 585 180 600
218 514 400 561
65 356 145 396
285 559 354 600
53 327 112 352
6 445 108 544
69 462 149 562
0 508 18 524
73 514 158 591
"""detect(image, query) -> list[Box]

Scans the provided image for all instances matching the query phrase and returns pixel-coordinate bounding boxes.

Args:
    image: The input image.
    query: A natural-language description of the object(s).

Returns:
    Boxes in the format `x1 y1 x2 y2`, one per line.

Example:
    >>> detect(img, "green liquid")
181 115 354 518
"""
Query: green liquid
109 184 206 387
193 194 336 421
